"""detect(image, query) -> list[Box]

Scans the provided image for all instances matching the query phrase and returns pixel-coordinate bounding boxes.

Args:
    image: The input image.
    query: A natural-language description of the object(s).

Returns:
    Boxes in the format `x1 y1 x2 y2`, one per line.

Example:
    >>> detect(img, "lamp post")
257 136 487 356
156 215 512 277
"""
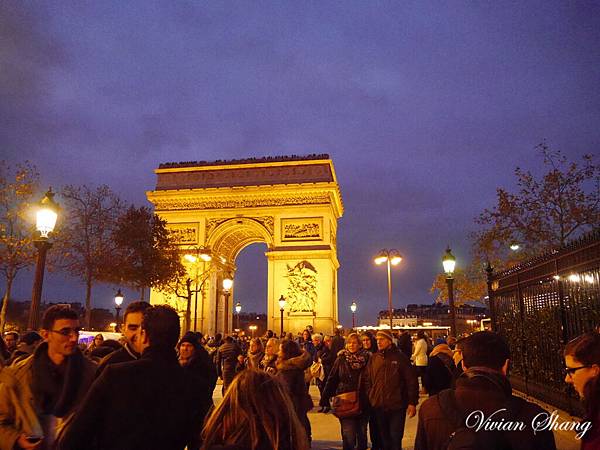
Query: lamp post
235 302 242 331
28 189 59 330
442 246 457 337
114 289 124 332
374 249 402 331
184 249 212 332
222 274 233 333
350 301 357 329
278 295 286 337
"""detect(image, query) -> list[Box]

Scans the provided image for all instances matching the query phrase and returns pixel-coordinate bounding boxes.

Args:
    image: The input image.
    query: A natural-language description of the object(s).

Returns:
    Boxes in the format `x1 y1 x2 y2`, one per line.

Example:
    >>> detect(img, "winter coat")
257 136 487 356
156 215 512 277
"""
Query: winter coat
57 346 208 450
330 335 345 356
276 350 313 415
216 341 241 382
322 350 370 408
414 367 557 450
260 354 278 375
364 344 419 411
0 343 96 450
244 351 264 370
397 333 413 359
412 338 428 367
317 346 336 380
95 342 139 378
423 344 455 396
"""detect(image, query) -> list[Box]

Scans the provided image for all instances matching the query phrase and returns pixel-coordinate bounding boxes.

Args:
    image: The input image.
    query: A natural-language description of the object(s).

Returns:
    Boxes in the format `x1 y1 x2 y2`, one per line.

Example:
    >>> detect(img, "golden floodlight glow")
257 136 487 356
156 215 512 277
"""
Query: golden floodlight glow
184 254 197 263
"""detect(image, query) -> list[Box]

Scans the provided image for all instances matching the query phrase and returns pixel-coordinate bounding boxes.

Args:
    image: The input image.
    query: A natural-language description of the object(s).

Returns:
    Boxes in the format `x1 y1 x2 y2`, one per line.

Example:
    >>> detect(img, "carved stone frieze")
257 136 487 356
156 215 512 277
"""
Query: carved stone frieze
153 194 331 211
205 216 274 236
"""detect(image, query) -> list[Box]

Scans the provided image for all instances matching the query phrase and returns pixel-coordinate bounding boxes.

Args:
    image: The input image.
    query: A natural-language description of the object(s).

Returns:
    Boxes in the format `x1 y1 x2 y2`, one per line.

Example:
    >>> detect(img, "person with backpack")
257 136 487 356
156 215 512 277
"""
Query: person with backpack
423 339 455 396
414 331 556 450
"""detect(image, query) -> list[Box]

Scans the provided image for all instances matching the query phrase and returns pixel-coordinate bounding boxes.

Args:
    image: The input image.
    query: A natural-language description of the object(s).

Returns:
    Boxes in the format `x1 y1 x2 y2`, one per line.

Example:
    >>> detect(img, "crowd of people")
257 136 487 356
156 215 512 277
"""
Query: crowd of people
0 304 598 450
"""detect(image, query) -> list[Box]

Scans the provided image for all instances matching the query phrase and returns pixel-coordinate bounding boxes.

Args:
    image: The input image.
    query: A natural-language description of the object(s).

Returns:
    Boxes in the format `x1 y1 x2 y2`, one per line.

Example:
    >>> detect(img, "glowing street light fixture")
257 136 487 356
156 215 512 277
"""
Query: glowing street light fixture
235 302 242 330
373 249 402 331
278 295 286 336
350 301 357 328
28 188 60 330
222 274 234 333
114 289 124 332
442 246 457 337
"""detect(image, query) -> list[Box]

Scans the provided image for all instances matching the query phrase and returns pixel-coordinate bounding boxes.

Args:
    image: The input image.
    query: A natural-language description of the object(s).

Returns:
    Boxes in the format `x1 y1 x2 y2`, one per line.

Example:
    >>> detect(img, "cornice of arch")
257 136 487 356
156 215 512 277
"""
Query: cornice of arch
146 183 343 217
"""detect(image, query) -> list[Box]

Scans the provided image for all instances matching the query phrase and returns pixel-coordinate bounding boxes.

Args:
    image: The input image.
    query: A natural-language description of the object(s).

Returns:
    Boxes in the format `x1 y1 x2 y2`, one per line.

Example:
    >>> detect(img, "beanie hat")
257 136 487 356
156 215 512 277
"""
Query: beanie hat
376 330 394 342
435 338 446 346
179 331 199 350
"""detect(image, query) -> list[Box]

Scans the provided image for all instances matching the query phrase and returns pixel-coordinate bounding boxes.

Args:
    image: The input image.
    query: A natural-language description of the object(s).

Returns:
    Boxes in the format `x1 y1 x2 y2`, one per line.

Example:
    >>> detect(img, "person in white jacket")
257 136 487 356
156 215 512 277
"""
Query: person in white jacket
411 330 429 392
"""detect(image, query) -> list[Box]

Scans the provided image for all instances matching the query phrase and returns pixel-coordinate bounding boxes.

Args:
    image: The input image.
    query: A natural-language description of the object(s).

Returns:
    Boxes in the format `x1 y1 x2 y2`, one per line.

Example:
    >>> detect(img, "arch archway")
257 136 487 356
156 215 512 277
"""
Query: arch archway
147 155 343 335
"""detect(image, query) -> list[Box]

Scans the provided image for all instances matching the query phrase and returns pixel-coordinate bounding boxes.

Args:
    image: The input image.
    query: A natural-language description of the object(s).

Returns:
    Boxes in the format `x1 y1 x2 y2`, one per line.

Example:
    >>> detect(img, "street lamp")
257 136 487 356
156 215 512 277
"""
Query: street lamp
442 246 457 337
278 295 286 336
350 301 357 328
374 249 402 331
28 189 59 330
235 302 242 331
222 274 233 333
114 289 124 332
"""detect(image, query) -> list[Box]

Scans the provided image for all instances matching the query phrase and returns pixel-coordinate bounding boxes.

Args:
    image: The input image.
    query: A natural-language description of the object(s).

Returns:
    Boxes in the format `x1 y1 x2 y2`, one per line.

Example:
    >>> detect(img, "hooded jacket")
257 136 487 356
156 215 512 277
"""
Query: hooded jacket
276 350 313 414
414 367 557 450
0 343 96 450
423 344 455 396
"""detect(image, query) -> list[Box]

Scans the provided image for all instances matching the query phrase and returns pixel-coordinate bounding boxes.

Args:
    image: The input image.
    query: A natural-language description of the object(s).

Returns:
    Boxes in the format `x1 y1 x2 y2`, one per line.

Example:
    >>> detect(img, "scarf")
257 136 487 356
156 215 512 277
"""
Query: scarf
344 349 369 370
31 342 84 417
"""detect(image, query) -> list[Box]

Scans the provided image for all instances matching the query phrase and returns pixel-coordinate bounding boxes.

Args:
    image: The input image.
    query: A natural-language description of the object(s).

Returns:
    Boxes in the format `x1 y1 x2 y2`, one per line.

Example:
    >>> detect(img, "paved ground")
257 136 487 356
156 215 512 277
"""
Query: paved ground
213 383 581 450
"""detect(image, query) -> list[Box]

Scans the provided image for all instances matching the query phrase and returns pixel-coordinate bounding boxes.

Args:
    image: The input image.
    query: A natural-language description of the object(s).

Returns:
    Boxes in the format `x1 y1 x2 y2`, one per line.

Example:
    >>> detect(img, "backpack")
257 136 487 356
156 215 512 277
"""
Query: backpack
437 389 523 450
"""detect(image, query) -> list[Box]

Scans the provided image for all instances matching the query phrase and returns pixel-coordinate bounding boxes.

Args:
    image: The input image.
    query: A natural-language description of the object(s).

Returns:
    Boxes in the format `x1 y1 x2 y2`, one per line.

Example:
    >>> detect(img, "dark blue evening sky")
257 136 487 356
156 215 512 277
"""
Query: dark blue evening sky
2 1 599 327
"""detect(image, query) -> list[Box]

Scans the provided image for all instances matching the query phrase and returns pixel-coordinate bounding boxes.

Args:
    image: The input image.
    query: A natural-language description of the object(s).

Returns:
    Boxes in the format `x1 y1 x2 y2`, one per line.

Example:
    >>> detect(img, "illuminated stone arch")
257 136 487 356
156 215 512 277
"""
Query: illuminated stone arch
147 155 343 336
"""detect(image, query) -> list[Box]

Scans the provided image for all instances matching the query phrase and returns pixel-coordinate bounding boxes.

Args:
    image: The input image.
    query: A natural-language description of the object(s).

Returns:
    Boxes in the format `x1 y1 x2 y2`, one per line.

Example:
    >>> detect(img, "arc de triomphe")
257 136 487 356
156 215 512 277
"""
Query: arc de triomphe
146 154 343 336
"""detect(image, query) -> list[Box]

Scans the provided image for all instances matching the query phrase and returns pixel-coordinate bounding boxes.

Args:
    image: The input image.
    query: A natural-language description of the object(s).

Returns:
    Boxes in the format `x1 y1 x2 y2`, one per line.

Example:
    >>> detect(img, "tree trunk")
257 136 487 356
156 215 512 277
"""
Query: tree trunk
184 279 192 333
0 275 14 333
85 274 92 329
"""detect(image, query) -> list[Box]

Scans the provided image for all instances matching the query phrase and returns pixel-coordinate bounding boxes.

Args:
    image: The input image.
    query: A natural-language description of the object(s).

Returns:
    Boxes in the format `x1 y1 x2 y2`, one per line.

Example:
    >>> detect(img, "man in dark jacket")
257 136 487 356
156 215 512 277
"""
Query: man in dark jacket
365 329 418 450
58 305 208 450
95 301 151 377
216 335 241 394
414 331 556 450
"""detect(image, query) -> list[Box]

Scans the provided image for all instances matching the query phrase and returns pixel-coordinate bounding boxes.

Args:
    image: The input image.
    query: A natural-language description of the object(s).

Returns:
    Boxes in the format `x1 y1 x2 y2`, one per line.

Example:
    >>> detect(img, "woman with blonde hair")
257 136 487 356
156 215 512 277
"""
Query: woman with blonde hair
201 368 309 450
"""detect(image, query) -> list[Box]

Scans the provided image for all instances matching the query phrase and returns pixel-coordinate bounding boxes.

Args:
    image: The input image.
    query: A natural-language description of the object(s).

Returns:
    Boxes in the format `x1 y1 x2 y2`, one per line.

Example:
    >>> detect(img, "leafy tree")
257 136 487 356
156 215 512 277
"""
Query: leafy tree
109 206 185 300
474 143 600 270
430 267 487 306
52 184 124 329
0 161 39 331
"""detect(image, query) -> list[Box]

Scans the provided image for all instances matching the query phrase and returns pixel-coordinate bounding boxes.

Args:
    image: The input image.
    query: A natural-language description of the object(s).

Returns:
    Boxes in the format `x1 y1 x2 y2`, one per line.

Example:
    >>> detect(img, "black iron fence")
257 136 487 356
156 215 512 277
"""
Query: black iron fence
487 229 600 414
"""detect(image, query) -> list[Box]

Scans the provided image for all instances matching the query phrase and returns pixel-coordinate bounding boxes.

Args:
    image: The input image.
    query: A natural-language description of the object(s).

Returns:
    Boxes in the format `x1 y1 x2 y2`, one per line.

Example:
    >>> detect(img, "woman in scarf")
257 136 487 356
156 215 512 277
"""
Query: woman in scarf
241 338 265 370
323 332 370 450
260 338 279 375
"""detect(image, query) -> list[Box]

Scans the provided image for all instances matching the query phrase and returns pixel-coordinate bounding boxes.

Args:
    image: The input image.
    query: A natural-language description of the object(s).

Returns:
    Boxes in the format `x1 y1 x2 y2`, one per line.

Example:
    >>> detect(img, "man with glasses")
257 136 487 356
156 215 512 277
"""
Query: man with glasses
0 305 96 450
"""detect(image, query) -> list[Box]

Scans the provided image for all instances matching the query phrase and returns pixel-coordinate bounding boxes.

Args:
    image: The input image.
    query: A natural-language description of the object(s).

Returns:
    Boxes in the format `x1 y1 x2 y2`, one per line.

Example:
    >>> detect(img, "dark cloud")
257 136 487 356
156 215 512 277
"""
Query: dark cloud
3 1 600 326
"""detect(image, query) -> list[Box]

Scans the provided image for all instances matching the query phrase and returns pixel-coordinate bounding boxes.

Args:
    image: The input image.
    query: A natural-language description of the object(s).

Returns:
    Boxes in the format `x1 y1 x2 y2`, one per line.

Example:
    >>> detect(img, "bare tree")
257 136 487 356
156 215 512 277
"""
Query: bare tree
53 184 124 329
